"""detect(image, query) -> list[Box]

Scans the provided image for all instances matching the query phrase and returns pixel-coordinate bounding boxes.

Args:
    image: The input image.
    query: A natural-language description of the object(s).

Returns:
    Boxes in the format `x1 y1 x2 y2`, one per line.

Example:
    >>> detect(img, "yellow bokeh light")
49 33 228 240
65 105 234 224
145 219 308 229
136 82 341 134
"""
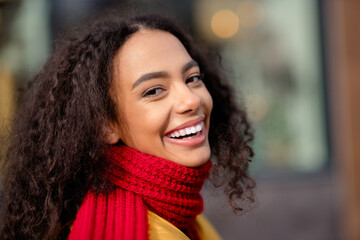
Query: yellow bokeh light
237 0 264 29
211 9 239 39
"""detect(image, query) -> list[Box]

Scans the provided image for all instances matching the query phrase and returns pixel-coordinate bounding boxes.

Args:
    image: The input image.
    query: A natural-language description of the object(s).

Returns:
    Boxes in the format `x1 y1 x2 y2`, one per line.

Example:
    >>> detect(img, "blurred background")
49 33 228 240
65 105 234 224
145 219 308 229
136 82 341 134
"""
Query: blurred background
0 0 359 239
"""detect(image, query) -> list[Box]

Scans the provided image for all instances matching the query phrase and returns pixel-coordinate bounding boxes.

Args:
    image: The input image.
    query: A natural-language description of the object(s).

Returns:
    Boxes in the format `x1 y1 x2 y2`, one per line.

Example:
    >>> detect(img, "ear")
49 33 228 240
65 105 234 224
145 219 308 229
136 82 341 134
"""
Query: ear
103 122 121 145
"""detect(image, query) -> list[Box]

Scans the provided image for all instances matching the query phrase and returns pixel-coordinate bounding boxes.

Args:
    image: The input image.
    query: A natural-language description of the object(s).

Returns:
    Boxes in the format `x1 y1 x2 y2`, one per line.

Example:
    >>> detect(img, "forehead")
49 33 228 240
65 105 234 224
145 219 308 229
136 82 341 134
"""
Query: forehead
113 29 193 85
117 29 189 61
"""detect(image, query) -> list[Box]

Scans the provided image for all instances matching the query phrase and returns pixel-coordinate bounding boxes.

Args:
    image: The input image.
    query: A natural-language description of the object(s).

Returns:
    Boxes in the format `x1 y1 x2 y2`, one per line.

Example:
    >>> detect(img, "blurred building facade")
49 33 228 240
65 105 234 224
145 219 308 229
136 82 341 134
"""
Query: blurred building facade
0 0 359 239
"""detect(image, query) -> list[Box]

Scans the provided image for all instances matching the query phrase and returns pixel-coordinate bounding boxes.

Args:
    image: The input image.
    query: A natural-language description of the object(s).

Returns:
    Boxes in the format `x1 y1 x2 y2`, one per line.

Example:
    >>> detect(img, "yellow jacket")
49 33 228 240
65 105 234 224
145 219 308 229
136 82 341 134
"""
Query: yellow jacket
148 211 222 240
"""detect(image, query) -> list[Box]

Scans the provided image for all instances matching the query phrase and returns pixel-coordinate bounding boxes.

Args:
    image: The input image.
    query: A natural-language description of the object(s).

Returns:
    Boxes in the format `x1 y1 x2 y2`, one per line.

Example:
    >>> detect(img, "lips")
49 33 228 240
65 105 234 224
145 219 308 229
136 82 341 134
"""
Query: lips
163 116 207 147
167 122 204 139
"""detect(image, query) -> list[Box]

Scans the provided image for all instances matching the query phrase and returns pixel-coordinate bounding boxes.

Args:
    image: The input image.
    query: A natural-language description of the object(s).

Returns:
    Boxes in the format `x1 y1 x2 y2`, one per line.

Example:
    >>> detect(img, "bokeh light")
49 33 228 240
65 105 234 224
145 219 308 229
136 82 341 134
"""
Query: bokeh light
211 9 239 39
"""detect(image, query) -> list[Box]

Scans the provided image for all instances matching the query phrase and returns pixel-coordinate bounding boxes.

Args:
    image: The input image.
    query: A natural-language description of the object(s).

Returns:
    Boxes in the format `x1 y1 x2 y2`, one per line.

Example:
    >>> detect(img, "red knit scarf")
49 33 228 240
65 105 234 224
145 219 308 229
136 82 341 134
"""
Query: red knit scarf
68 145 211 240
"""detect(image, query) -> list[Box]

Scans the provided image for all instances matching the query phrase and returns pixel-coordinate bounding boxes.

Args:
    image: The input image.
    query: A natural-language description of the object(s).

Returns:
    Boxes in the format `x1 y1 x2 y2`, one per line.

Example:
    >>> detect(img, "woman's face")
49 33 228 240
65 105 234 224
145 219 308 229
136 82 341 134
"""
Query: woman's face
109 29 213 167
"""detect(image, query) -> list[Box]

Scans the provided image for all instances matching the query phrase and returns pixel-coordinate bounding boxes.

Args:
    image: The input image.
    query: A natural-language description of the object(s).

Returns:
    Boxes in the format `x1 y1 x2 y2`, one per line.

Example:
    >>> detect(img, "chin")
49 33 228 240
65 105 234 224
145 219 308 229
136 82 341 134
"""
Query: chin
172 146 211 168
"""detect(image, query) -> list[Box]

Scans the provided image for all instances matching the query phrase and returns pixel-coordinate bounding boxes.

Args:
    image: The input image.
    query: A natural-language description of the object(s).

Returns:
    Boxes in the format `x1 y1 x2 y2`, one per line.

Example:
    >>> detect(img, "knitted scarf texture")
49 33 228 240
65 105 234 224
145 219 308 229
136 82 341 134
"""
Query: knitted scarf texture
68 145 211 240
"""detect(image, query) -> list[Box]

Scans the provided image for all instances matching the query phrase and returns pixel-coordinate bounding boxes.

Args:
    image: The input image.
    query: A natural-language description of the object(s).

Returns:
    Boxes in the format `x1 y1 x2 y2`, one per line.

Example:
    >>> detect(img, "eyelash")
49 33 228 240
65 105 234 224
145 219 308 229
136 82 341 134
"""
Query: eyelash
186 73 205 84
142 85 165 97
141 73 205 98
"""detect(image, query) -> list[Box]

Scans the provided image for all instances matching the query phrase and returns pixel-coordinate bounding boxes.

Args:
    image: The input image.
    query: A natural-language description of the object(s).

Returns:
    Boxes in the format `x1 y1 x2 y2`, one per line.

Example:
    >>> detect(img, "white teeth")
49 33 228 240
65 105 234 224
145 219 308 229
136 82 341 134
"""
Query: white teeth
168 121 204 139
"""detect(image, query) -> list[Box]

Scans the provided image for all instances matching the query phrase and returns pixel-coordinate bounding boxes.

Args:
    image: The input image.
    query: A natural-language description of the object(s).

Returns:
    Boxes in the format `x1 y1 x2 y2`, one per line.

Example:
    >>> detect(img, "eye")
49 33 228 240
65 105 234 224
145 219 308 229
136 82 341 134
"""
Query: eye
186 73 204 84
142 86 165 97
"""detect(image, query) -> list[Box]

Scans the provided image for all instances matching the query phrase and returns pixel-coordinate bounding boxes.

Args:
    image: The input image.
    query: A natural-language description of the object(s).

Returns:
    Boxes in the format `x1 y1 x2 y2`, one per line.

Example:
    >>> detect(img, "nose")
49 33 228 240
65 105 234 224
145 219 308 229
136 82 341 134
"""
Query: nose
173 84 202 114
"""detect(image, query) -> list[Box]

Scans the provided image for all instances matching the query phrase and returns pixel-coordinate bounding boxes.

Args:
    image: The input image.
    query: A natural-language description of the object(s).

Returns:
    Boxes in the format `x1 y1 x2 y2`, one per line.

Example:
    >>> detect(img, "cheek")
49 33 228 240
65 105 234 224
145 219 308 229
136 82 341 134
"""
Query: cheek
123 103 169 143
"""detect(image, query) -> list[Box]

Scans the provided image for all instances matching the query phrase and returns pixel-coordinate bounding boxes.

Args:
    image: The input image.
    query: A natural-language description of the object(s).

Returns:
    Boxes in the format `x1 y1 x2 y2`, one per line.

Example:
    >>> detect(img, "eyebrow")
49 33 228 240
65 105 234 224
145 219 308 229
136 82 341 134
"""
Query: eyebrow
182 60 199 74
132 60 199 90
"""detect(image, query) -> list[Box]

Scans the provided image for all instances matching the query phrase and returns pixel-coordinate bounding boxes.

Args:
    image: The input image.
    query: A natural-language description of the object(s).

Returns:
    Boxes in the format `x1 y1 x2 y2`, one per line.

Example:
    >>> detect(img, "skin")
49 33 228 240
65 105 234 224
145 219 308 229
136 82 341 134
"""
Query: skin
107 29 213 167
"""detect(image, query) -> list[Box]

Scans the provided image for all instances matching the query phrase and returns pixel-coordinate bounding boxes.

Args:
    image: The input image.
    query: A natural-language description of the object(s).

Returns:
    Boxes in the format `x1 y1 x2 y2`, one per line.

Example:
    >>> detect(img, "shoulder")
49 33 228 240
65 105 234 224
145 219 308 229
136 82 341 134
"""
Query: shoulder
195 214 222 240
148 211 222 240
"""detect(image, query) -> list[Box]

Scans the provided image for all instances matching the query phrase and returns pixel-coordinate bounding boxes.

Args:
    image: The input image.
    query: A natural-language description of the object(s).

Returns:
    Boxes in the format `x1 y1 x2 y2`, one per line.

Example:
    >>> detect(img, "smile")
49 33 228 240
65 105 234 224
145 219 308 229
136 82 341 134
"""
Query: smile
167 122 204 139
163 119 207 147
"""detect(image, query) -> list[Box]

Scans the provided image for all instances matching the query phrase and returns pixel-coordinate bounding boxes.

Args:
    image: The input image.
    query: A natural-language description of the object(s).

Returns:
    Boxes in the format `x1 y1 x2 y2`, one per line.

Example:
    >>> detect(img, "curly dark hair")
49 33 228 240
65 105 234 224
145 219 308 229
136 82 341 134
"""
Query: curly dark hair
0 14 255 239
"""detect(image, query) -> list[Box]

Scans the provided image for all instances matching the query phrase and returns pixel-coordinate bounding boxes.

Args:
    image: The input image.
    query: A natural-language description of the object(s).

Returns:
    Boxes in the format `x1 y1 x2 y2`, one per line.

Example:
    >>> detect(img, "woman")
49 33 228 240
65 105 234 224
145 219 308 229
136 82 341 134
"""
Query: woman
0 14 255 239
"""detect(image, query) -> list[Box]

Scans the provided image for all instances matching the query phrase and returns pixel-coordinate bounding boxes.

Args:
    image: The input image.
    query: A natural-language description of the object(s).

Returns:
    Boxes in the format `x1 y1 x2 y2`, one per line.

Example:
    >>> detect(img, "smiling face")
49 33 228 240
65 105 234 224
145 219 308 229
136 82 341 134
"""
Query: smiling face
107 29 213 167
